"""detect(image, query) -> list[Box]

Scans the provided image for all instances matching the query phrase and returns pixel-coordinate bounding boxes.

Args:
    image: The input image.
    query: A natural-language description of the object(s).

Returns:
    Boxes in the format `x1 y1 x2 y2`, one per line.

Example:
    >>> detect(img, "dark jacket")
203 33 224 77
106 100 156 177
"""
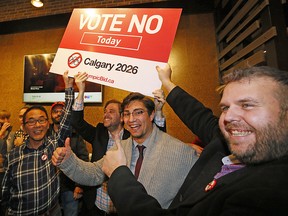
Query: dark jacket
107 86 288 216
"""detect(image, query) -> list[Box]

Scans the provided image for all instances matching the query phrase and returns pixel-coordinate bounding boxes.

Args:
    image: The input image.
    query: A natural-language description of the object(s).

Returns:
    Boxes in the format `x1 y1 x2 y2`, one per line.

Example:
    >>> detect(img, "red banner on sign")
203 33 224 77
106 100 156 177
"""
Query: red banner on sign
58 8 182 62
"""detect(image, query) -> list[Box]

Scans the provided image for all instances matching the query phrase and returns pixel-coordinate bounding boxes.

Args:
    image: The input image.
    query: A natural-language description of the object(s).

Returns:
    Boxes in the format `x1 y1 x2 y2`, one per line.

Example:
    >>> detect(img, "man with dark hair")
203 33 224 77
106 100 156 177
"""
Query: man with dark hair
101 64 288 216
70 72 167 216
1 71 85 215
52 74 198 215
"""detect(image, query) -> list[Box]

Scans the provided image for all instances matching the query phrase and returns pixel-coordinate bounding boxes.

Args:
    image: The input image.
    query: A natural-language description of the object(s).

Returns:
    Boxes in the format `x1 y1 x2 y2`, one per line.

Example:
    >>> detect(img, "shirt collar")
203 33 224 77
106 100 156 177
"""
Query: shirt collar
108 128 124 139
222 154 242 165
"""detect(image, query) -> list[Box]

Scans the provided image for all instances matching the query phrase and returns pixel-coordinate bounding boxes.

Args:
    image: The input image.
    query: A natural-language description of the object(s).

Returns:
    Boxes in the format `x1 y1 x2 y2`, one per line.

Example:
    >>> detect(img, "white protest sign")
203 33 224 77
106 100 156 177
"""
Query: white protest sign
50 8 182 96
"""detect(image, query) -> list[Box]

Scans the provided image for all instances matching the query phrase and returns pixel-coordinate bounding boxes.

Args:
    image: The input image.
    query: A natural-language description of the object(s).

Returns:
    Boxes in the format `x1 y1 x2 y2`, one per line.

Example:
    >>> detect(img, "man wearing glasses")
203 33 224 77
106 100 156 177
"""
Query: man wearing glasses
1 72 86 216
71 75 166 216
52 74 199 215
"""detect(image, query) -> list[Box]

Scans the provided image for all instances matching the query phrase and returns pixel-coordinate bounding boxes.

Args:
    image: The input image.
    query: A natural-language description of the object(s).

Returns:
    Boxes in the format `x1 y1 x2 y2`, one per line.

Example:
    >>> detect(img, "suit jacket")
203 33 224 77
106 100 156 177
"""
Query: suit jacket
106 86 288 216
71 110 130 209
59 124 198 209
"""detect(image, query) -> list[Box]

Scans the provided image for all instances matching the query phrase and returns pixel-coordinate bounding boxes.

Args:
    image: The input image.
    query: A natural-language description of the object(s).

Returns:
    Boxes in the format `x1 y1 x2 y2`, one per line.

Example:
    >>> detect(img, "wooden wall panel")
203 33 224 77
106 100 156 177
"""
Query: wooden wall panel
215 0 288 76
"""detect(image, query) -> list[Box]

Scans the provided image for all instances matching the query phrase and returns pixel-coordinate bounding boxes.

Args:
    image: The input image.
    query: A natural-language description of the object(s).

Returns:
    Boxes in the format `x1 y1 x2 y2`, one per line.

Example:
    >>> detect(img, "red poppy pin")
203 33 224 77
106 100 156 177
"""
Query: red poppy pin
205 179 217 192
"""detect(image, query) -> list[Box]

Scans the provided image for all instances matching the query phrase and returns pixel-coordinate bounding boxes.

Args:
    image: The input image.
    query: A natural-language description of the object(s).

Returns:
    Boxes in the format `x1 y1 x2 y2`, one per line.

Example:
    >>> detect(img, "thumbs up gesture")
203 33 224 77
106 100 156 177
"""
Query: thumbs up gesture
52 137 72 166
102 136 127 177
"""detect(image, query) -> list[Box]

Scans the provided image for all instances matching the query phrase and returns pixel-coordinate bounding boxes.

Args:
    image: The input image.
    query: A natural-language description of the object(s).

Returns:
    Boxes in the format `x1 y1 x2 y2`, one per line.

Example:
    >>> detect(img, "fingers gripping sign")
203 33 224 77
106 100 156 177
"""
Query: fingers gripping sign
52 137 72 166
102 137 127 177
74 72 88 93
152 89 166 111
156 64 172 84
63 70 74 88
74 72 88 84
155 63 176 93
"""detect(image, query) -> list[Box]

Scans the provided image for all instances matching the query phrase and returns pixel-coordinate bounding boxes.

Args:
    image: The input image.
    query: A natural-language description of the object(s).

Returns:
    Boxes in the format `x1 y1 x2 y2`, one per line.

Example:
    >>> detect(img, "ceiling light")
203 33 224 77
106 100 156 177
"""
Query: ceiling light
31 0 43 8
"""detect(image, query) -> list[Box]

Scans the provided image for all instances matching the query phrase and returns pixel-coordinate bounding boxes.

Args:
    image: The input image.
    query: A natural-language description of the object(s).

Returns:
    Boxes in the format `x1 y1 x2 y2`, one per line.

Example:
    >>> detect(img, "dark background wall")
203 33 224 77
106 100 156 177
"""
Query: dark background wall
0 0 220 143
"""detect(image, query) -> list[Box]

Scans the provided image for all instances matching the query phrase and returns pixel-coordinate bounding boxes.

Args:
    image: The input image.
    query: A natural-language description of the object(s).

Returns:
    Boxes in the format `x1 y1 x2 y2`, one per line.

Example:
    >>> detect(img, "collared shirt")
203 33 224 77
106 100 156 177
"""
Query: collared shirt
130 139 148 175
2 88 73 215
107 129 124 150
214 155 246 179
95 129 124 213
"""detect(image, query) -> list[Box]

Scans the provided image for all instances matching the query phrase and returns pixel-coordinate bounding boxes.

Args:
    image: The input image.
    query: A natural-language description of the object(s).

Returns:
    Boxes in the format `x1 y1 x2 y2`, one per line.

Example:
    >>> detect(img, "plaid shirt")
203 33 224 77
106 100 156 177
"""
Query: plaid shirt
95 131 124 213
2 88 73 215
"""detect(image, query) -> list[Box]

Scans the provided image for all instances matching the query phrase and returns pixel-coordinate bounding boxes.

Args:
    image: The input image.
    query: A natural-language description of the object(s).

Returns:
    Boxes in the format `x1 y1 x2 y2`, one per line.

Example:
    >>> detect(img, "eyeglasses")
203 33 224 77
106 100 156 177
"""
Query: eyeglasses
123 109 147 118
25 117 48 126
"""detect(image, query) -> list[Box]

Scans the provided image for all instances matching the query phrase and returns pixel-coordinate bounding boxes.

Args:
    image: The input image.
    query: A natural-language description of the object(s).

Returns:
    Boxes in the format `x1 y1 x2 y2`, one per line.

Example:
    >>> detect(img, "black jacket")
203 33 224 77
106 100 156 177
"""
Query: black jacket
107 86 288 216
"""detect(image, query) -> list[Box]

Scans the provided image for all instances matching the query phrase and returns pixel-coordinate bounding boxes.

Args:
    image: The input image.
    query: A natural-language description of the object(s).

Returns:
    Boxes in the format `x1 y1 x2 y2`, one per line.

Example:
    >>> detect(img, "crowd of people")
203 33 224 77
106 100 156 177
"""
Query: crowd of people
0 63 288 216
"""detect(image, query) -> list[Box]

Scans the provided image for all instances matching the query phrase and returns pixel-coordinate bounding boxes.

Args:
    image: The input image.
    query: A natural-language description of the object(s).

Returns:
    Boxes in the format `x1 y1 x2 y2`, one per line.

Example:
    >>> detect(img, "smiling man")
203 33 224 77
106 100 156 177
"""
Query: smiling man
218 75 286 164
52 90 198 216
0 71 82 216
100 64 288 216
69 72 167 216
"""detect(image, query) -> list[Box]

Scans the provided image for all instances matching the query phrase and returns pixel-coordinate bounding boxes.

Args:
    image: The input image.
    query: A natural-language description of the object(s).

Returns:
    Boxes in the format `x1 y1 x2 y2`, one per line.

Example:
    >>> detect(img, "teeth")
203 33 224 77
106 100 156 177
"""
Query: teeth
230 130 251 136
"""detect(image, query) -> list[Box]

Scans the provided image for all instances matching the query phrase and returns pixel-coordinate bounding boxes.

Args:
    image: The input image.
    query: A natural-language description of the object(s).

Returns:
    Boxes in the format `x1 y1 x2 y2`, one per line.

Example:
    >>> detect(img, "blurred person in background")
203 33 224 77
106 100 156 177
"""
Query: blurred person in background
13 106 30 147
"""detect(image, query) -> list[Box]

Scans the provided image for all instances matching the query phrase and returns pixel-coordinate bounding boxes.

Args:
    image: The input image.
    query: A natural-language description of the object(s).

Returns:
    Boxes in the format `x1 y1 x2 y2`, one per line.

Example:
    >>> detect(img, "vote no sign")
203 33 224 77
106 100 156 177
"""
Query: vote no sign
50 8 182 96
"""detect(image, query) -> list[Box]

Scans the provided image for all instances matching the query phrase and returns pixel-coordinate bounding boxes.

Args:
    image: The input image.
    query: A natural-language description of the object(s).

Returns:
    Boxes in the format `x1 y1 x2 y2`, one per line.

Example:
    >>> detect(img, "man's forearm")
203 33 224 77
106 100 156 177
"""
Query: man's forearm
59 152 105 186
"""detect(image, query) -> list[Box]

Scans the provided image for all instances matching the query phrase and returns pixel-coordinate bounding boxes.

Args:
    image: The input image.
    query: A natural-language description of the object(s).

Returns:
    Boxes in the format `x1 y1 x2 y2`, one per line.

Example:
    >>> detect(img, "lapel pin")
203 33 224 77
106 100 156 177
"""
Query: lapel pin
205 179 217 192
41 153 48 161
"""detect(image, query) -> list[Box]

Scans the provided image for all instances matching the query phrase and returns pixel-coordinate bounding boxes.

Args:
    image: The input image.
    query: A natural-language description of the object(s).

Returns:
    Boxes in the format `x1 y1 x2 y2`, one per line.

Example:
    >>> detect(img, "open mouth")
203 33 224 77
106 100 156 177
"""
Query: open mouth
229 129 252 136
129 124 140 131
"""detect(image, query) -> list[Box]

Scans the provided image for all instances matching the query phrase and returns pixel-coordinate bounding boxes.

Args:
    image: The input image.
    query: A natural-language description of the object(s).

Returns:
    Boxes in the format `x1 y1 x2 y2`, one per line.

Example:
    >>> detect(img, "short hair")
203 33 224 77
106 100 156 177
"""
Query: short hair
104 99 122 113
23 105 49 124
219 66 288 113
121 92 155 115
0 110 11 119
221 66 288 85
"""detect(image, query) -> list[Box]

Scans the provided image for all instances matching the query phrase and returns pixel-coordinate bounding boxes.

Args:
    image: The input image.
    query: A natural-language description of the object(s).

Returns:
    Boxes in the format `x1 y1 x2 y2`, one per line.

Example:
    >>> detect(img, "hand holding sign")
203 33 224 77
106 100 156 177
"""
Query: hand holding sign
50 8 182 96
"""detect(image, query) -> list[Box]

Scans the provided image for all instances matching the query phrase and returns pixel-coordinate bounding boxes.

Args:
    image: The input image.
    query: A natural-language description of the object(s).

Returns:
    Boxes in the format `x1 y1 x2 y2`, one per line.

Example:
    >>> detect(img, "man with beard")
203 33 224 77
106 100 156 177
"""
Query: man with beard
48 101 89 216
70 73 167 216
101 64 288 216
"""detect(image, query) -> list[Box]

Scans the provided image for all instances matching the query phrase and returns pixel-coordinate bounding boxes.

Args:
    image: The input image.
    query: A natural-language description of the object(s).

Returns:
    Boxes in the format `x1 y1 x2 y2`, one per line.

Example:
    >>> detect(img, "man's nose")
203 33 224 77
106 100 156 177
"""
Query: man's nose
223 107 241 123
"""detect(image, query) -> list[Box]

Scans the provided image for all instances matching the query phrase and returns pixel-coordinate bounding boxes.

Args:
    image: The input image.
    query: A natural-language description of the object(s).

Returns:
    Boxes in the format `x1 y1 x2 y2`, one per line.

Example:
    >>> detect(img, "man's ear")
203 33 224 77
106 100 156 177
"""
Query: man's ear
120 113 124 122
150 110 155 122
